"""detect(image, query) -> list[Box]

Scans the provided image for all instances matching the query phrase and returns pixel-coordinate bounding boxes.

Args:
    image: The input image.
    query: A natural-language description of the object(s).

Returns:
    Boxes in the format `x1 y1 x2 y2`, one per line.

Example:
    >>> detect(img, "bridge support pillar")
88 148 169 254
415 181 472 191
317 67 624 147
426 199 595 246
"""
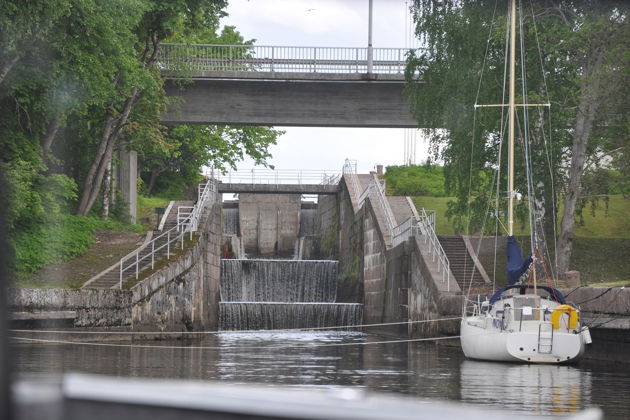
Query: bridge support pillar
117 149 137 224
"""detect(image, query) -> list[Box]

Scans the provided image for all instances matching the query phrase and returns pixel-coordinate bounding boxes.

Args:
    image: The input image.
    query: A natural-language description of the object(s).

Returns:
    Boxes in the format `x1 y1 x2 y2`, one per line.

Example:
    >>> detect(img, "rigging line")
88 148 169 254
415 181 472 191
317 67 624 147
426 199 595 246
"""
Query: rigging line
8 335 462 350
465 0 501 241
9 317 463 336
493 8 512 293
474 0 501 105
518 0 537 259
563 285 584 298
527 0 551 106
527 0 558 280
575 287 620 306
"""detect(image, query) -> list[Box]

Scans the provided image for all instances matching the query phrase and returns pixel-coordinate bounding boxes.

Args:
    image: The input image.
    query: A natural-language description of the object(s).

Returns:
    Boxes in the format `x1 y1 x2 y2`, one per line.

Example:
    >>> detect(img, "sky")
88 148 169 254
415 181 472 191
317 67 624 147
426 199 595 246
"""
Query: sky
219 0 428 174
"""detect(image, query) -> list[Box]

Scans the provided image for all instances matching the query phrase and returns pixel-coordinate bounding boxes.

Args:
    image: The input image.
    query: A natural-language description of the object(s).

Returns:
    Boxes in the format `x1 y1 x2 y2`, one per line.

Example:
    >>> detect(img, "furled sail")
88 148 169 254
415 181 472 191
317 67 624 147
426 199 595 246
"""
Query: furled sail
506 236 532 285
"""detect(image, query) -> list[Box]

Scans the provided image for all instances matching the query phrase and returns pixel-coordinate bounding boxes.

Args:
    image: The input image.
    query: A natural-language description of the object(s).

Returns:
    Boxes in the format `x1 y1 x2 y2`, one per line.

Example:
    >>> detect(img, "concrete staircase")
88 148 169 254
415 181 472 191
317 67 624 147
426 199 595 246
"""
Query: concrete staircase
438 235 486 290
387 196 416 225
83 200 194 289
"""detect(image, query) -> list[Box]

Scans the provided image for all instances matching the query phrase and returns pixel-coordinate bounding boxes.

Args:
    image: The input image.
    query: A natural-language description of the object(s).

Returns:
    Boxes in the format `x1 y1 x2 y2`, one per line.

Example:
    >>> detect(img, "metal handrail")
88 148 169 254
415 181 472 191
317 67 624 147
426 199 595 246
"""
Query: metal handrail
217 168 341 185
158 44 417 74
117 178 216 289
371 177 397 233
391 209 451 291
342 159 362 208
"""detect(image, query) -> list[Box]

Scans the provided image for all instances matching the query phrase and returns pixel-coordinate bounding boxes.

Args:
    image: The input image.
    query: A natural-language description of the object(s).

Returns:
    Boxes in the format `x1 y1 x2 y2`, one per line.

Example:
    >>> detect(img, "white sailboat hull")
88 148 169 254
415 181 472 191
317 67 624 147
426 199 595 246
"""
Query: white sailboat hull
460 315 589 364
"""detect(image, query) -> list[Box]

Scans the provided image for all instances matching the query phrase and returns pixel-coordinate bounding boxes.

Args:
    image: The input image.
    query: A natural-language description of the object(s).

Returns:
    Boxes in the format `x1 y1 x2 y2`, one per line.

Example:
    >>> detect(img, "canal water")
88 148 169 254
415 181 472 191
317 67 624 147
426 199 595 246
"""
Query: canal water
11 332 630 419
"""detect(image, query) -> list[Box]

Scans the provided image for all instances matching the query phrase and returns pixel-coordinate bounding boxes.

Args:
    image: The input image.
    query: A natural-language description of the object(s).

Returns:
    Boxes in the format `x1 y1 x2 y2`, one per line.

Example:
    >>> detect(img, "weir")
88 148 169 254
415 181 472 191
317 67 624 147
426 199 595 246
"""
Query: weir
219 259 362 330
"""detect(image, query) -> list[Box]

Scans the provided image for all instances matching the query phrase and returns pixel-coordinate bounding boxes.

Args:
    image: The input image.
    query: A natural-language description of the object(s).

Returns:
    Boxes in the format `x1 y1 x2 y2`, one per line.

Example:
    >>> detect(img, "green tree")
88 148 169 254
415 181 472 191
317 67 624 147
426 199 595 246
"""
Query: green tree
140 125 282 196
406 0 629 275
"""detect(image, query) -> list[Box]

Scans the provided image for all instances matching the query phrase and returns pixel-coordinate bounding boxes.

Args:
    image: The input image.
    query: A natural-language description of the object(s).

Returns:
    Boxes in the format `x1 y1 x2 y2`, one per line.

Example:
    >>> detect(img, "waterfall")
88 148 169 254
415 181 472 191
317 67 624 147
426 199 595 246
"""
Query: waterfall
221 260 338 302
219 302 363 330
299 208 316 236
219 259 363 330
222 208 239 235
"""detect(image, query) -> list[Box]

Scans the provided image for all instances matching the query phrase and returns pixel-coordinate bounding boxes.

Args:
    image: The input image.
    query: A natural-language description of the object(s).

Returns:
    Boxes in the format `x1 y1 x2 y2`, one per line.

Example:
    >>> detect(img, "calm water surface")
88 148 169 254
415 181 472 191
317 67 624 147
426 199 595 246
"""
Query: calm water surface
11 332 630 419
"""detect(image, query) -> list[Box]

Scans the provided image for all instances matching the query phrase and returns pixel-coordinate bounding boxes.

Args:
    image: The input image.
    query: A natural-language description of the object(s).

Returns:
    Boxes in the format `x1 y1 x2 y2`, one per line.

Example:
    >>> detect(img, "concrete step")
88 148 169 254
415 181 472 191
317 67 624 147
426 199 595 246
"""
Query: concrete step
438 235 486 289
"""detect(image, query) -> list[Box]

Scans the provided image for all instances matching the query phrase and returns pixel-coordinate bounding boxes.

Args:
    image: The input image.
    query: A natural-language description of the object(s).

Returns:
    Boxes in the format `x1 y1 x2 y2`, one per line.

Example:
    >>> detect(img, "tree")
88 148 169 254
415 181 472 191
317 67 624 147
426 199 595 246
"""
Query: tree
406 0 629 276
139 125 282 196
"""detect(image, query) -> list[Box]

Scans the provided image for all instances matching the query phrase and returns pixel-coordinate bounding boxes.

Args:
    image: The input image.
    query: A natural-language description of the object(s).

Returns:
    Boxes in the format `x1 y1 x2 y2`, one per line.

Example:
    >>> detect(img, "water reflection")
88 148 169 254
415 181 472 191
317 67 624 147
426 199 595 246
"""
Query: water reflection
11 332 630 418
460 361 590 416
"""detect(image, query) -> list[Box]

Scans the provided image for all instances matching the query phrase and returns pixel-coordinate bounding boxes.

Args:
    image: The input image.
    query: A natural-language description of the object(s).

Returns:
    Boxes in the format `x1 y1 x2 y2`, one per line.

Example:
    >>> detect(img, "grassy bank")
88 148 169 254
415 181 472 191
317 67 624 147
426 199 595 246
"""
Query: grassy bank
412 195 630 238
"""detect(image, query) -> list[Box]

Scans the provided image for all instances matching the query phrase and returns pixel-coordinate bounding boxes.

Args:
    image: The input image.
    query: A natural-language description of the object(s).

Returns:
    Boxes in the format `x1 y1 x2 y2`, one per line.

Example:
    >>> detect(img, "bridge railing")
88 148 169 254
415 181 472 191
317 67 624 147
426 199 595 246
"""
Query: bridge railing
158 43 415 74
217 168 341 185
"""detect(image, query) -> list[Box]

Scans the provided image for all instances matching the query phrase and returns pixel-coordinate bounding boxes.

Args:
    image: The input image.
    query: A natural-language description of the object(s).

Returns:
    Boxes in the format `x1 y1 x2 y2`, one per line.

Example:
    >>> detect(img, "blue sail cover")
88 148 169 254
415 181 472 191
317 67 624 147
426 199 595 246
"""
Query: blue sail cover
506 236 532 285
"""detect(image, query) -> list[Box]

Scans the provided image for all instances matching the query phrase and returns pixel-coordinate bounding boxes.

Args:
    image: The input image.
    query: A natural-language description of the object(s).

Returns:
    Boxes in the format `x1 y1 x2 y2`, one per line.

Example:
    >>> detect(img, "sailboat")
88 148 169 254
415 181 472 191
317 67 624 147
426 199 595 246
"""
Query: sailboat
459 0 592 363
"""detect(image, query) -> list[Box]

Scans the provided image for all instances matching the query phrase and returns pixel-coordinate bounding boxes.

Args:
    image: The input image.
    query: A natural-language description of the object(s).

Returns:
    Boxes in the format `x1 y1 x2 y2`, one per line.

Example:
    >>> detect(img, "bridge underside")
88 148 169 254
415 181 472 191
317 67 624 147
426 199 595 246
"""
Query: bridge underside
218 182 338 195
162 74 421 128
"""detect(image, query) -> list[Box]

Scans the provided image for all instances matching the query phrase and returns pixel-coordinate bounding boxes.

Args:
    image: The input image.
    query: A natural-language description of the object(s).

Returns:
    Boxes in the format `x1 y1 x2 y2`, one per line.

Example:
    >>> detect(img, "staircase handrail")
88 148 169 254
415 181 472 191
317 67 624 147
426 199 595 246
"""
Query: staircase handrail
371 177 397 233
116 178 216 289
413 207 451 291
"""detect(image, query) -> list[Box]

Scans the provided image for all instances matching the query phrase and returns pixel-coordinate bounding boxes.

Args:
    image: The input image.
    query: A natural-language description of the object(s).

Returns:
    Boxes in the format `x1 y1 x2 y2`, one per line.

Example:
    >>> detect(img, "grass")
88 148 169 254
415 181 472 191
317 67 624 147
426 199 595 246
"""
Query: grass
411 195 630 285
412 195 630 238
137 195 171 229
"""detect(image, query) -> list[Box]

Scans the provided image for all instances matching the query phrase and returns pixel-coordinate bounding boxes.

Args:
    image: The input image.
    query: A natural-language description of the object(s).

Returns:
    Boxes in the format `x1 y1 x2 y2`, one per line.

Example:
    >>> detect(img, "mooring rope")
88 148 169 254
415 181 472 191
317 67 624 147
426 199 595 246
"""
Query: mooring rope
9 316 462 336
9 334 462 350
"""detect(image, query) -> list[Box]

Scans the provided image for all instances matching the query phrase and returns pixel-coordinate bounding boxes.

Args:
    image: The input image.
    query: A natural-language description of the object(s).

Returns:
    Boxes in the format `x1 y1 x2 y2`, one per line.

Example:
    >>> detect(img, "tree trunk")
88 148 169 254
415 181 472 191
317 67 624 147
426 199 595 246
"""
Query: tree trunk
40 117 62 153
0 55 20 86
146 167 164 196
556 50 604 276
76 88 139 216
102 158 112 219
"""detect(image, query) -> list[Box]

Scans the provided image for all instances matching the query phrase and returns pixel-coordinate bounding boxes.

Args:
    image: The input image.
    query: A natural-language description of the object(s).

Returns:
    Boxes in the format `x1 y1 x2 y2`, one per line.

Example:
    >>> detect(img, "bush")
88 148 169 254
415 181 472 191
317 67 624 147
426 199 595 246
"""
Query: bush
12 214 129 279
384 163 446 197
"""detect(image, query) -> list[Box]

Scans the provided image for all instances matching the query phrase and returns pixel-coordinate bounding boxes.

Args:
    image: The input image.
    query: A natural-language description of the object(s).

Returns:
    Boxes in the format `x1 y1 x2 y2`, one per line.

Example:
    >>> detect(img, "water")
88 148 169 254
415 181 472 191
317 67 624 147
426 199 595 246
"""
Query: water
299 208 316 236
11 333 630 419
220 259 339 302
222 208 239 235
219 302 363 330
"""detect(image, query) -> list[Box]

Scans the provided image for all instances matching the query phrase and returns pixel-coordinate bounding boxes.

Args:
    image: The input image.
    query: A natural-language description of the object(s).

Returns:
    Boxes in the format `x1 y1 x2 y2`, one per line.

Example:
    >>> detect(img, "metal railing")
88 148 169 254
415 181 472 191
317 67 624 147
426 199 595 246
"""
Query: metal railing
217 168 341 185
342 159 362 208
358 177 397 233
416 208 451 291
158 43 415 74
117 178 216 289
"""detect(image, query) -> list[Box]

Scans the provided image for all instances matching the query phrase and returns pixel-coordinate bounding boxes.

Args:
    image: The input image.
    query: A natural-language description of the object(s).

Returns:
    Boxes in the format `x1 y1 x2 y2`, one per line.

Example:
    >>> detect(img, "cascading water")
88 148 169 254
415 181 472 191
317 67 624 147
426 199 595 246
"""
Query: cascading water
222 208 239 235
221 260 338 302
219 259 363 330
299 208 316 236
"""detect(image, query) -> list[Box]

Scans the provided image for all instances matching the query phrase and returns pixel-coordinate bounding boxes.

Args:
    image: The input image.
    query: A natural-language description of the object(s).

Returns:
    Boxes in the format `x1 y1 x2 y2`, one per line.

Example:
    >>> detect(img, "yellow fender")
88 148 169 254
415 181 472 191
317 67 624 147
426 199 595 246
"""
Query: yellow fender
551 304 578 330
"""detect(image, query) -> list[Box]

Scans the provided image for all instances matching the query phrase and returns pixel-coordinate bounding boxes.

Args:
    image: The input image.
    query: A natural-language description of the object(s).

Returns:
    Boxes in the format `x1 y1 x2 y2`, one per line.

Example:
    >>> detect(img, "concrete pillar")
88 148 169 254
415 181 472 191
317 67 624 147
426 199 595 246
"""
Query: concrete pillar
117 149 137 224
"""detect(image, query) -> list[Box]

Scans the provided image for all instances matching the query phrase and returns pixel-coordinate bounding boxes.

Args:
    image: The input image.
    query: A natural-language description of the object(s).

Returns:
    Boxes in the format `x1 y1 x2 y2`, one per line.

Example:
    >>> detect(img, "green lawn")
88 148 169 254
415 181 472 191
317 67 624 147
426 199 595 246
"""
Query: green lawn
411 195 630 284
412 195 630 238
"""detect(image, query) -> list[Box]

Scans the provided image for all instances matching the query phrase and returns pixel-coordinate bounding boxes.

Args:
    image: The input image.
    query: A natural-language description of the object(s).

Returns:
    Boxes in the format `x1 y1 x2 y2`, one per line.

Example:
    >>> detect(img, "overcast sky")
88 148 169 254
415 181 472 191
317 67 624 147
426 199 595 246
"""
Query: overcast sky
220 0 428 174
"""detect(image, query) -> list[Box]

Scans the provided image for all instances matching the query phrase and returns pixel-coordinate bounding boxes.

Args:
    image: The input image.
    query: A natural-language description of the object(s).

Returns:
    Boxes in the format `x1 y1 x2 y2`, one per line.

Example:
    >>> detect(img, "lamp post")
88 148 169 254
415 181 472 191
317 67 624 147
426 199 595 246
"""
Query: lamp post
367 0 373 75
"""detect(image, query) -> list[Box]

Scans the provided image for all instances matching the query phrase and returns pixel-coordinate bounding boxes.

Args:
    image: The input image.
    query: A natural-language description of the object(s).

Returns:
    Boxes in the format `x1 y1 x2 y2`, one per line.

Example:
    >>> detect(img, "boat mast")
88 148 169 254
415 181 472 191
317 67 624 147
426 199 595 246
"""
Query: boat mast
508 0 516 238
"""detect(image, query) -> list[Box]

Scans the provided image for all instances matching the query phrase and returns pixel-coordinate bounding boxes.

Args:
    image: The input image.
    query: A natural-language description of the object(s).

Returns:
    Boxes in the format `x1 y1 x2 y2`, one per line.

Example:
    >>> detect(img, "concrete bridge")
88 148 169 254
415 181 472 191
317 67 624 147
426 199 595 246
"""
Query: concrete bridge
159 44 421 127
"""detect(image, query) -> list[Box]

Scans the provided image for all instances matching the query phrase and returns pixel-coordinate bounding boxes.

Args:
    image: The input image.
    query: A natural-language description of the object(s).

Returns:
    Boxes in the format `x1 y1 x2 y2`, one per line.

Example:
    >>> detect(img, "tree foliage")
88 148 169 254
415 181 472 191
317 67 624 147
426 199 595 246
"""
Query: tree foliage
0 0 282 278
406 0 629 274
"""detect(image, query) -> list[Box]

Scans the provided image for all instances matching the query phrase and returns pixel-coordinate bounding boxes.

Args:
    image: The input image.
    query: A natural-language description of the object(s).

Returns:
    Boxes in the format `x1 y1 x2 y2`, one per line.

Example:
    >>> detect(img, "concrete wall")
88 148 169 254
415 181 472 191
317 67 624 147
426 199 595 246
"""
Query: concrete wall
9 288 131 327
162 78 418 127
335 179 363 303
362 201 387 324
238 194 301 257
131 202 222 331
